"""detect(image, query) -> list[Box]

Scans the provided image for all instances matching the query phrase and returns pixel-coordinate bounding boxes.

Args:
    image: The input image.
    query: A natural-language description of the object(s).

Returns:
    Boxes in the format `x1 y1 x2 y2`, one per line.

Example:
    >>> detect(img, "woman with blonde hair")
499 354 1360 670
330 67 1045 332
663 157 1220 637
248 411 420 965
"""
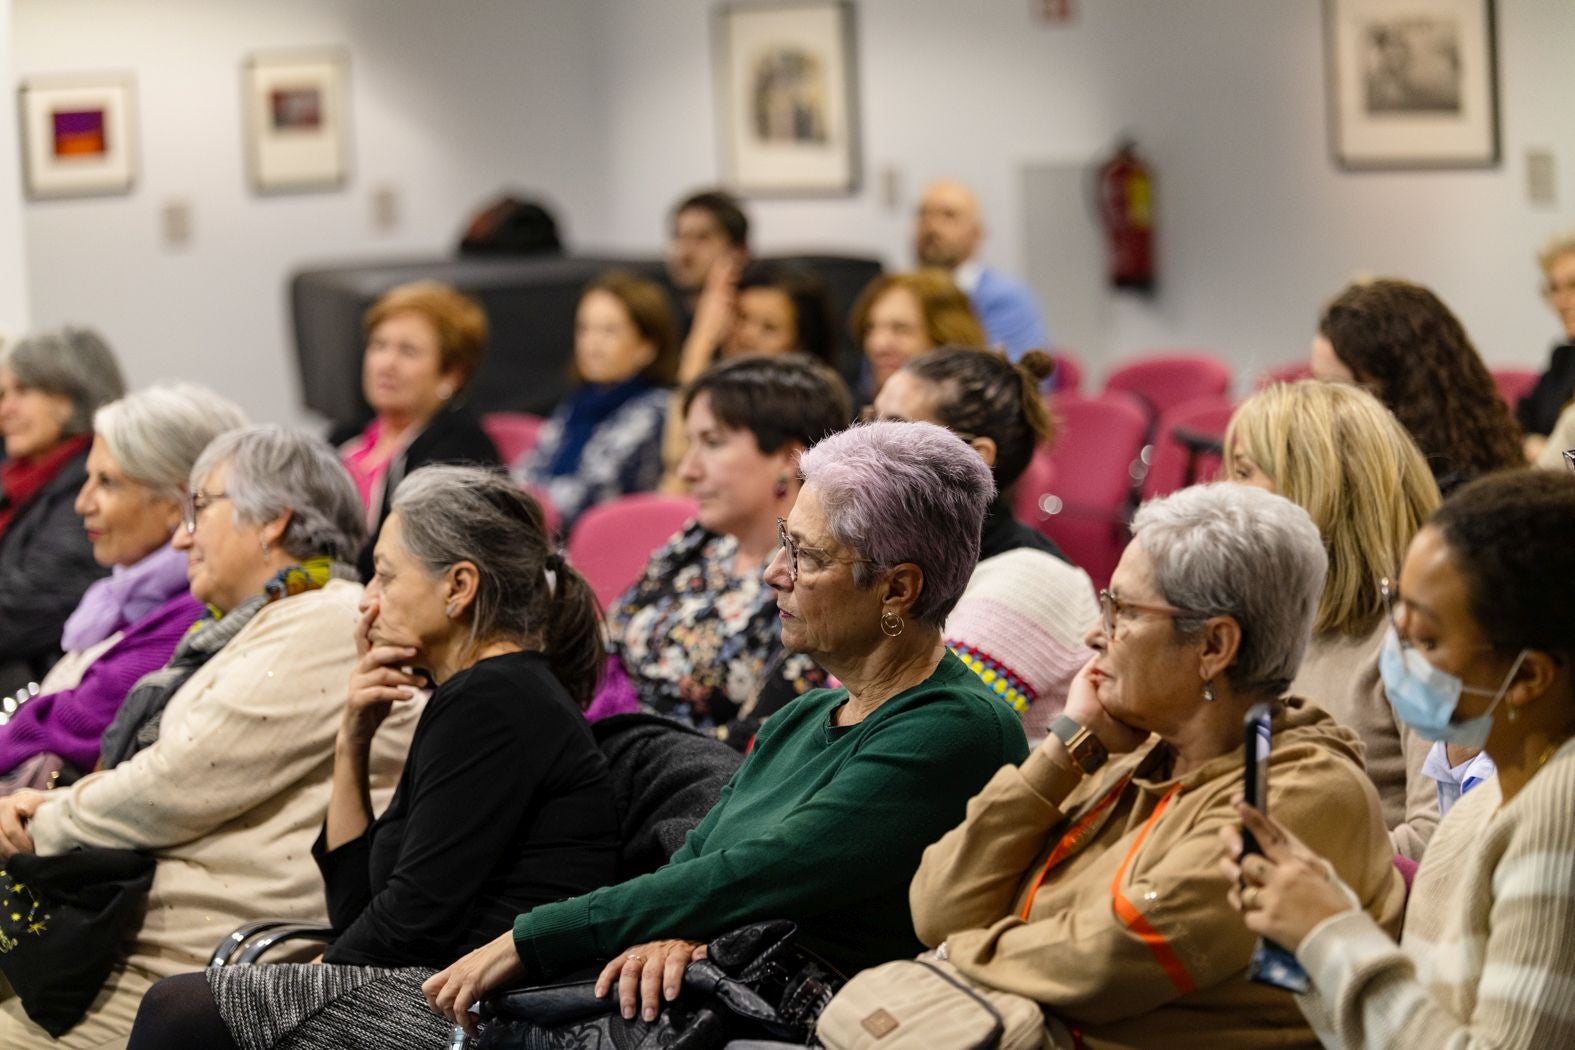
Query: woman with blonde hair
850 270 985 399
1226 379 1442 858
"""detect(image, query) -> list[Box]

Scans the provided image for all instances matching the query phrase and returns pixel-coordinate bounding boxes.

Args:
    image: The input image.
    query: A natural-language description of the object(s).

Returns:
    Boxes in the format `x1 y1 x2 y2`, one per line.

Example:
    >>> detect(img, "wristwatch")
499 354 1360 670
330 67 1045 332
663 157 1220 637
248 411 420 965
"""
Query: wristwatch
1049 715 1109 775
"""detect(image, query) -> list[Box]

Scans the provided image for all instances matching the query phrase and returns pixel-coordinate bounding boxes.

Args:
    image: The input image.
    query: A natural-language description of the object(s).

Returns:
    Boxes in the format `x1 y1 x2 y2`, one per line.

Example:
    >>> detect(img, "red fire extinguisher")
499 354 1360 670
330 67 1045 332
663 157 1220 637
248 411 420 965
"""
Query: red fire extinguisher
1097 140 1155 292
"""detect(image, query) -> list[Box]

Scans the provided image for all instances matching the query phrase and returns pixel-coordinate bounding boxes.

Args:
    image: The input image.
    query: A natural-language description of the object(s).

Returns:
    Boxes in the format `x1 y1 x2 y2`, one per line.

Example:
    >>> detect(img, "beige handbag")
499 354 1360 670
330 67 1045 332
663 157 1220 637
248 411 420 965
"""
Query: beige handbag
816 957 1048 1050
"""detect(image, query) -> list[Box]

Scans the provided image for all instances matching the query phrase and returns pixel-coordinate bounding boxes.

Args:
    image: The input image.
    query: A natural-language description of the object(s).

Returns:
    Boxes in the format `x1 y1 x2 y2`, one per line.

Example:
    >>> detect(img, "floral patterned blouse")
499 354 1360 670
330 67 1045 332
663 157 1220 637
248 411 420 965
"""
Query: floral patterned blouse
606 521 828 739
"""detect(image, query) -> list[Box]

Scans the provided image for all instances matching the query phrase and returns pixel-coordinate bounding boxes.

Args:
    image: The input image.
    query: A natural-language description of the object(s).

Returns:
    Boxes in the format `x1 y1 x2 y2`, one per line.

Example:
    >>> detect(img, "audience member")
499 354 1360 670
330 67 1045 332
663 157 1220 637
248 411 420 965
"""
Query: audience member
1224 470 1575 1048
662 262 838 489
1517 229 1575 457
0 328 126 695
597 354 850 742
850 270 985 399
871 346 1098 743
1313 278 1522 493
909 483 1403 1047
0 426 417 1050
127 466 619 1050
1226 380 1442 859
335 281 500 579
423 421 1029 1040
0 384 247 792
515 271 679 528
914 179 1050 360
665 188 750 325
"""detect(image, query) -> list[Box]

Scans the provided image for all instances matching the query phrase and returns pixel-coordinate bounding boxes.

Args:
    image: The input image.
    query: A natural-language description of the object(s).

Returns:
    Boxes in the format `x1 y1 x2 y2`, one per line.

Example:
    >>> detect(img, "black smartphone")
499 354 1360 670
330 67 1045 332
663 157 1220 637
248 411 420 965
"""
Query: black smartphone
1239 702 1311 993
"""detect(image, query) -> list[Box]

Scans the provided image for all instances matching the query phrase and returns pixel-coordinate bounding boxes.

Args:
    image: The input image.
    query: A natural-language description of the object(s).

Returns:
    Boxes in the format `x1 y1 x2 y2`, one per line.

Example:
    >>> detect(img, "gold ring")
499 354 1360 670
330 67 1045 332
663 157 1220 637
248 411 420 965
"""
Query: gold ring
626 953 645 964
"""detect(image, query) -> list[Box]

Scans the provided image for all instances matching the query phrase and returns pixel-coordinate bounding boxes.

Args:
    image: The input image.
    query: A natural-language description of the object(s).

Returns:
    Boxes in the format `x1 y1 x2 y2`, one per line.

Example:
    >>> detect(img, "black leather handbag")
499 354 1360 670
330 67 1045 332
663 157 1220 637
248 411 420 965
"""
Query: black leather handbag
472 920 842 1050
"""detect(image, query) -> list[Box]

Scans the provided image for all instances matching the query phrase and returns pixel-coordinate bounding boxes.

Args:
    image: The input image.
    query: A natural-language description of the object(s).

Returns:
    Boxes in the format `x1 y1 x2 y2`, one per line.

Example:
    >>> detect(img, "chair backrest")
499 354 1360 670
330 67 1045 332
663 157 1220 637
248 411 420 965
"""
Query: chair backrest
1254 361 1314 389
1011 445 1056 524
1490 368 1540 411
1140 395 1238 500
1102 352 1233 422
1048 350 1083 394
1026 391 1149 587
567 493 698 609
483 411 547 464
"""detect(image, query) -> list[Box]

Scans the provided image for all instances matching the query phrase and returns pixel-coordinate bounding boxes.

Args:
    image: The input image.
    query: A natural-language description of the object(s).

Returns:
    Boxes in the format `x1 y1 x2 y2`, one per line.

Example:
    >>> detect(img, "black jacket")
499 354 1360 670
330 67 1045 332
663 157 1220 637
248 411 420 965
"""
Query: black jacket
0 449 108 694
1517 343 1575 437
337 404 501 580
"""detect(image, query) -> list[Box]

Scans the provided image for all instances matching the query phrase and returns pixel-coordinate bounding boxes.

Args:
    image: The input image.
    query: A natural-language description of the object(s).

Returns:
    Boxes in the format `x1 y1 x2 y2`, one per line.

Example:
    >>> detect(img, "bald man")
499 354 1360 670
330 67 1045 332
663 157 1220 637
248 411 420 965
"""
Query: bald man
914 180 1050 361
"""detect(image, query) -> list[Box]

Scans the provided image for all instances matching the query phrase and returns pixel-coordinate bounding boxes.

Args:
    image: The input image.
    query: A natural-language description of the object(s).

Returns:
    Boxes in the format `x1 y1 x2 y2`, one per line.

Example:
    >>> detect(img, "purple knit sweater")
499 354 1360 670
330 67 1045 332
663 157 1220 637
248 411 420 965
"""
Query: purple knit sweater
0 591 204 775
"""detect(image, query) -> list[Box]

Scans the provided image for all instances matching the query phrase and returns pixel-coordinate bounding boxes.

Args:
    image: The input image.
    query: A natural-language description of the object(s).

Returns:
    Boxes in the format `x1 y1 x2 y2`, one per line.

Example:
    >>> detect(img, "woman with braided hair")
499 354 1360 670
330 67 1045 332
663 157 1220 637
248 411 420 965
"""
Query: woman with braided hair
1312 278 1522 493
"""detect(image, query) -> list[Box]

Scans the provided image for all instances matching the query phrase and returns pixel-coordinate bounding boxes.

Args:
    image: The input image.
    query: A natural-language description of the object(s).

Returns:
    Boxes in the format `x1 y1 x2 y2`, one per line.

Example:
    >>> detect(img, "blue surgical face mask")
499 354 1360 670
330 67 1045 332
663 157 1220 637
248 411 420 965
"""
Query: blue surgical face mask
1379 627 1528 748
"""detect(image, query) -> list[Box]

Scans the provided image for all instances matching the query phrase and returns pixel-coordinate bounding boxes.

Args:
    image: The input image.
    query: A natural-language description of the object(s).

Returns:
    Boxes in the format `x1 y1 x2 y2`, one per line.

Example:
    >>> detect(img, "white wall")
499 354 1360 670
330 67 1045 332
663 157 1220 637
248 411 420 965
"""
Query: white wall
11 0 610 425
593 0 1575 383
10 0 1575 415
0 0 31 342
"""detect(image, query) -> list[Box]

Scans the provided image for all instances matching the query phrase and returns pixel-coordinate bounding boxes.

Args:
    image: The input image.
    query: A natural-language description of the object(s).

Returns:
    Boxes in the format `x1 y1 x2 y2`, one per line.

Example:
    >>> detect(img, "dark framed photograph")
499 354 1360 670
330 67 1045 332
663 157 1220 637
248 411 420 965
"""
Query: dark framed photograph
243 49 349 193
714 0 860 196
18 75 137 199
1324 0 1499 170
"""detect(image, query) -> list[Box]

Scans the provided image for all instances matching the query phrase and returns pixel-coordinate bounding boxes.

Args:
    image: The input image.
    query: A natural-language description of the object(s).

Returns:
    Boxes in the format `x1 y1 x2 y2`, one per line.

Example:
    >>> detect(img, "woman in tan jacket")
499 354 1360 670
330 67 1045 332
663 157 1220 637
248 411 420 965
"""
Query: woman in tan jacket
0 427 418 1050
910 483 1406 1050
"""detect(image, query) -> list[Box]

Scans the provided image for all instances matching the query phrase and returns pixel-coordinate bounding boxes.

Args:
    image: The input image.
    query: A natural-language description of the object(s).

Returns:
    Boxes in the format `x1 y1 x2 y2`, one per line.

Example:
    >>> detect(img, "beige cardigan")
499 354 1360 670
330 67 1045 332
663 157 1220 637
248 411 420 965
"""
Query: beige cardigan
0 580 420 1049
1291 621 1439 860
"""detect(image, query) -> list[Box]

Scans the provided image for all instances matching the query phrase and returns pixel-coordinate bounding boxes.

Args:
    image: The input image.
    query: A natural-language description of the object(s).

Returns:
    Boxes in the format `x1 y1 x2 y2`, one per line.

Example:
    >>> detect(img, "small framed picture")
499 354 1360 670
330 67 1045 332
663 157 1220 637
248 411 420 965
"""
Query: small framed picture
714 0 860 196
18 75 137 199
1324 0 1499 170
243 49 349 193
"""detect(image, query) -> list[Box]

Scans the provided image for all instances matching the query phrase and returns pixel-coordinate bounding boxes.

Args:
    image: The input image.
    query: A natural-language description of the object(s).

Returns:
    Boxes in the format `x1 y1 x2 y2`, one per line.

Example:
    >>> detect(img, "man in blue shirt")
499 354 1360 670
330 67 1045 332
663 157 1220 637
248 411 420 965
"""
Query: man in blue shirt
914 180 1050 362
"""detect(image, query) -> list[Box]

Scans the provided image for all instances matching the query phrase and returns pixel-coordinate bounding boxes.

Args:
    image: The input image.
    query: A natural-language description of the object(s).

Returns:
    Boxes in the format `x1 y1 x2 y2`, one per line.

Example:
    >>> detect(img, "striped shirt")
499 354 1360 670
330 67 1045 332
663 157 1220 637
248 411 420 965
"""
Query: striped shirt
1296 738 1575 1048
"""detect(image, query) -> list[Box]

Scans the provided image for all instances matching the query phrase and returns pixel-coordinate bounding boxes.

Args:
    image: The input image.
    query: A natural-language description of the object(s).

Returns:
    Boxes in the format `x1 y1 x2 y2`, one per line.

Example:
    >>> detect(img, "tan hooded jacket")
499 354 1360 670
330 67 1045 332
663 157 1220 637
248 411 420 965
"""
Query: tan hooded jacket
910 696 1406 1050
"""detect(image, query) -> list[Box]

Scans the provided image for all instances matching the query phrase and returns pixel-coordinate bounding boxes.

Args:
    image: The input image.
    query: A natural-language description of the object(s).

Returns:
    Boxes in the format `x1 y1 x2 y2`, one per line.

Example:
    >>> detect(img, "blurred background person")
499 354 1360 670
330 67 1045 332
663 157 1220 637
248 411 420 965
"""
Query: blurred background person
1227 380 1442 859
334 281 499 579
0 327 126 695
850 270 985 401
1517 229 1575 460
515 271 679 529
871 345 1097 744
0 384 247 792
665 188 750 330
1312 278 1522 493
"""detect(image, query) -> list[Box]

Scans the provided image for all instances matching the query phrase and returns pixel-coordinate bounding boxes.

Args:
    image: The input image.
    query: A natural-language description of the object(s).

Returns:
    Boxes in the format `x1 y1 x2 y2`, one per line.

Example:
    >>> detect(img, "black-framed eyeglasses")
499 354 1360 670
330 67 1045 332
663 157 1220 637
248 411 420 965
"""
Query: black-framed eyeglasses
181 491 230 535
1097 587 1207 639
775 517 873 582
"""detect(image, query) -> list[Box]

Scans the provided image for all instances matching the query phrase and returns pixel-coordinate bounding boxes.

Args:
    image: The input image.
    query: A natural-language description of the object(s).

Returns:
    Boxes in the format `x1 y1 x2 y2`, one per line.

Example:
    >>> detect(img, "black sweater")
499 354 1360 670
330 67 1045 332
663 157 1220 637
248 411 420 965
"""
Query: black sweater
316 651 619 969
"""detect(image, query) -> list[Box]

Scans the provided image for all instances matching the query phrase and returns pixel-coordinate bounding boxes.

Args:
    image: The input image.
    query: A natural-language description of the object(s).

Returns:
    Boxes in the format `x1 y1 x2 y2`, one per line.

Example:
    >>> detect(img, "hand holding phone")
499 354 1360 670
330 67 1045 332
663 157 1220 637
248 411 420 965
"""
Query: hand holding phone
1238 703 1312 993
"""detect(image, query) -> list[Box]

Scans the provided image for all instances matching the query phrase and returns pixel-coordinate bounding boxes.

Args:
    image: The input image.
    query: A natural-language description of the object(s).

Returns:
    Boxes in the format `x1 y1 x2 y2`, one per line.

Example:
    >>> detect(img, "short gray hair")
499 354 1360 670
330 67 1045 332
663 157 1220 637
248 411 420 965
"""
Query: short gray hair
94 384 249 500
190 425 365 563
1 327 127 435
797 420 995 628
1131 483 1327 696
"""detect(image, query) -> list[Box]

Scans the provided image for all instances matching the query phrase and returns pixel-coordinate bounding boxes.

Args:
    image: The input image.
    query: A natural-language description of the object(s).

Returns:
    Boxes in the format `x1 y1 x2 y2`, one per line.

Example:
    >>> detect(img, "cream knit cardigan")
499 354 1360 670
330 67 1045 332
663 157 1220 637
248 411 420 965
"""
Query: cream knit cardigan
0 579 421 1049
1297 738 1575 1048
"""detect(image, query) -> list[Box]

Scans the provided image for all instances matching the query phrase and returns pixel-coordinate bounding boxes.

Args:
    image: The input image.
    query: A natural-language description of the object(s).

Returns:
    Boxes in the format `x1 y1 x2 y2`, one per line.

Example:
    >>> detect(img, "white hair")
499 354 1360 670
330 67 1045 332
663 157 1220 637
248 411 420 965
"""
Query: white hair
94 384 249 500
1131 483 1328 696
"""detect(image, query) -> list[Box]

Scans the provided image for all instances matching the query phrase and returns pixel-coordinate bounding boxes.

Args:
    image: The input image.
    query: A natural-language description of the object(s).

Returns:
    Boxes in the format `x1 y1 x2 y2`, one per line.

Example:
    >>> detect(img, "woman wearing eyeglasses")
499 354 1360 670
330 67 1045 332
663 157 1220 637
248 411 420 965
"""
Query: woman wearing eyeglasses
1222 470 1575 1050
0 384 247 793
423 421 1028 1042
908 483 1405 1048
0 426 419 1050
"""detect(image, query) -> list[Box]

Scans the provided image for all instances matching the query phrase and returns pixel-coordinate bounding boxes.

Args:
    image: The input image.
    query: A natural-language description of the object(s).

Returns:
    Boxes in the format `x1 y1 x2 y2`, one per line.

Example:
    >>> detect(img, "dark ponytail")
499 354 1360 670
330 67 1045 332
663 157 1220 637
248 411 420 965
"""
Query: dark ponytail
543 553 605 709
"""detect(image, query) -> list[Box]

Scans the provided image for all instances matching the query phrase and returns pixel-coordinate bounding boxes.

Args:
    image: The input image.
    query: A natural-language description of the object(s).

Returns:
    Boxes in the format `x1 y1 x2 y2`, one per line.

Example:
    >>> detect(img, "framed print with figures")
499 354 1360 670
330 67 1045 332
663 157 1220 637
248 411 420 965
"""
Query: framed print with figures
19 75 137 199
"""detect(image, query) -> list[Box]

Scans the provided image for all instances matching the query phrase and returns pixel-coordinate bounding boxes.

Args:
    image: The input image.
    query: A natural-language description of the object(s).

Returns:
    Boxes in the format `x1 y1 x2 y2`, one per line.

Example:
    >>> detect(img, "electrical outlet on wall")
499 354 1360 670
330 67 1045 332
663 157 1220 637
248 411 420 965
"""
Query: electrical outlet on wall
372 184 401 232
1526 149 1557 207
161 199 193 248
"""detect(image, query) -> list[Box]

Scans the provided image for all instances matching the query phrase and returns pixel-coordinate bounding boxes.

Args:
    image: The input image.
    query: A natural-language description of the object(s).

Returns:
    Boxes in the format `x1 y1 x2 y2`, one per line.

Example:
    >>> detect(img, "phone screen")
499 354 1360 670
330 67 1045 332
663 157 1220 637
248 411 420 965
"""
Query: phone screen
1239 702 1311 993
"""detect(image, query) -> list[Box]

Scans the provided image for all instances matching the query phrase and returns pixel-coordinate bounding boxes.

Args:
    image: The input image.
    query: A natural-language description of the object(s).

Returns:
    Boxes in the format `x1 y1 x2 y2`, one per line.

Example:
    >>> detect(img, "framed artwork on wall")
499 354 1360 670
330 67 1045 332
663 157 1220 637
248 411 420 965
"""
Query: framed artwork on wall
243 49 349 193
1324 0 1499 170
714 0 860 196
18 75 137 199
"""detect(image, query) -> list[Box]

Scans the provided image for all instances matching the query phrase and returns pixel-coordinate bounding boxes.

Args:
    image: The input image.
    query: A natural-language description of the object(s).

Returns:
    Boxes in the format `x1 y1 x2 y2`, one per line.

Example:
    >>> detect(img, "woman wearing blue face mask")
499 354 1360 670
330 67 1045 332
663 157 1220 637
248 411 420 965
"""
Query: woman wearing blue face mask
1219 469 1575 1049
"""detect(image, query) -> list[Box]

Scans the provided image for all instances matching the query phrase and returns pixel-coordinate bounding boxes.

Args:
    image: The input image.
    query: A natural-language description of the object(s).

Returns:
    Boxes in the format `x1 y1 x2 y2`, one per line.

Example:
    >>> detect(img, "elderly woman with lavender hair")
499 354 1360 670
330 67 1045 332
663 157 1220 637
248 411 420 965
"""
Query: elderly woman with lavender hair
425 420 1029 1040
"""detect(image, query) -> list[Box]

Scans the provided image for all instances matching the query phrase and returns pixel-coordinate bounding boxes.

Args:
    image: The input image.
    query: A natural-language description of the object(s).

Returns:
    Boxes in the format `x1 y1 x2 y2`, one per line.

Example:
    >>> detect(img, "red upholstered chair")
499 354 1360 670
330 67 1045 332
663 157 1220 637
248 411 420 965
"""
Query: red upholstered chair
566 493 699 610
1140 395 1238 500
1101 352 1233 423
1011 445 1056 524
482 411 547 464
1024 391 1149 588
1254 362 1314 389
1048 350 1083 395
1490 368 1540 412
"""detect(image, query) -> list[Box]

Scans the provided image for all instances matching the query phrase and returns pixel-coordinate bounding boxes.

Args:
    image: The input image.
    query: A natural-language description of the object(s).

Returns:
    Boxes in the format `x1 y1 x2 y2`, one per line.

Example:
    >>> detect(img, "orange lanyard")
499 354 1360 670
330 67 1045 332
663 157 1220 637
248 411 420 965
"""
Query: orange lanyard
1018 775 1132 921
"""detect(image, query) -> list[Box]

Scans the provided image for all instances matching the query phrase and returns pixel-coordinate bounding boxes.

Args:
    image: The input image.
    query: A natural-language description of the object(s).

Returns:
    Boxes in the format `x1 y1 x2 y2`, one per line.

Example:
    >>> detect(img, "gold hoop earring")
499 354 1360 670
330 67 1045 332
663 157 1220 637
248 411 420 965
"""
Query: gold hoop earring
880 609 905 638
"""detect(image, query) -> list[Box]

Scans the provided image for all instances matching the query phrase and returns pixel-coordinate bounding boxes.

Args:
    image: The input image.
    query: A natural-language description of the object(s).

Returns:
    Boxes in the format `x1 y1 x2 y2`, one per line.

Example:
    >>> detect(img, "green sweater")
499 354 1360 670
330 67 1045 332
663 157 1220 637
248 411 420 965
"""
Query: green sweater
514 649 1028 978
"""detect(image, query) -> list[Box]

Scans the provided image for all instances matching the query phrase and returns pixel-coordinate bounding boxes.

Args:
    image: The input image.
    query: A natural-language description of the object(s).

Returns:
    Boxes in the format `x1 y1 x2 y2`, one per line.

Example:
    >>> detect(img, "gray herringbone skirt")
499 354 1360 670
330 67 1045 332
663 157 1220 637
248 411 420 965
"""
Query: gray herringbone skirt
206 963 450 1050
